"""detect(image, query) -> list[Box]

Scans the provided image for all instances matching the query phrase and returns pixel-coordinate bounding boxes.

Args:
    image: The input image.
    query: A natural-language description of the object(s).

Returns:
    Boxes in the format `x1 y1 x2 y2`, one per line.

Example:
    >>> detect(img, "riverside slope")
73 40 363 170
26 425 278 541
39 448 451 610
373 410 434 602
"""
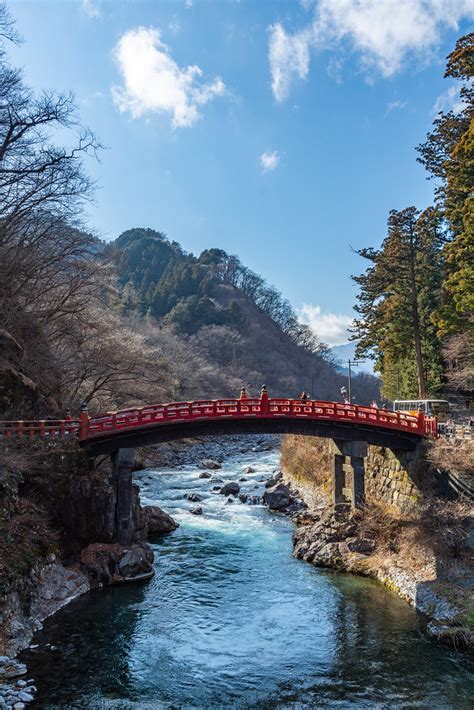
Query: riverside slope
282 436 473 649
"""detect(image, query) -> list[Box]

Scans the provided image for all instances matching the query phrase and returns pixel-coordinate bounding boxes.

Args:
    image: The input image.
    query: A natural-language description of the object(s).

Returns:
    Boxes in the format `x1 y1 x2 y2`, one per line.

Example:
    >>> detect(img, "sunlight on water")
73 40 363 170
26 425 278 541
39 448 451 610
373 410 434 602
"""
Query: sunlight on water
23 446 474 709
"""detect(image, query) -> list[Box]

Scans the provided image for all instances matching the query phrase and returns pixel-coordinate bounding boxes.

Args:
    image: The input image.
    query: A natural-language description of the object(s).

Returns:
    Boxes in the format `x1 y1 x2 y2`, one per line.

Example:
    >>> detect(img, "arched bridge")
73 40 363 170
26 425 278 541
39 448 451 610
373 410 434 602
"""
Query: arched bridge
0 390 438 543
0 390 437 455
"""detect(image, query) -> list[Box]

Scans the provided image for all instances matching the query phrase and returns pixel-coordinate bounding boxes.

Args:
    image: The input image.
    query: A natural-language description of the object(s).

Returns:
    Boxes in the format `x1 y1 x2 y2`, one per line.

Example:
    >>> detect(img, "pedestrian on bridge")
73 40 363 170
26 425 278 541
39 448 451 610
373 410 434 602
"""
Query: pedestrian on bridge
300 391 308 402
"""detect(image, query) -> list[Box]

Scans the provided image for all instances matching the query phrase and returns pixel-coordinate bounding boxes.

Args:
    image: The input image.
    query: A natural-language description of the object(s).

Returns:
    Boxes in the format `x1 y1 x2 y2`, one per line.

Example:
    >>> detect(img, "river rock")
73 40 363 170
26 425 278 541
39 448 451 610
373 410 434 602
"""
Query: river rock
187 493 202 502
199 471 212 479
1 663 27 679
220 482 240 496
118 544 154 579
191 507 203 515
81 542 154 585
17 691 34 703
243 466 255 474
263 483 291 510
142 506 179 535
200 459 221 470
239 493 248 503
264 478 278 488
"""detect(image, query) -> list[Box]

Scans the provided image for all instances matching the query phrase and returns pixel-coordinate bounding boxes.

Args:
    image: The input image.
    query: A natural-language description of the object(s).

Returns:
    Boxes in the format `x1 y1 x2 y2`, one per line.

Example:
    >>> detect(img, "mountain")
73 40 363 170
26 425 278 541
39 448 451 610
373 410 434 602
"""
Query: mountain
109 228 381 404
329 342 375 375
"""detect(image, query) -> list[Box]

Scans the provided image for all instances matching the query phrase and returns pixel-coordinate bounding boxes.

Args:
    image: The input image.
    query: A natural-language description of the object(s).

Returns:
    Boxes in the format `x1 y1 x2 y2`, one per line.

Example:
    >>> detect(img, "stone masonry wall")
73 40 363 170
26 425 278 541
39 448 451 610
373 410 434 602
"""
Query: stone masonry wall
364 446 426 511
281 435 430 512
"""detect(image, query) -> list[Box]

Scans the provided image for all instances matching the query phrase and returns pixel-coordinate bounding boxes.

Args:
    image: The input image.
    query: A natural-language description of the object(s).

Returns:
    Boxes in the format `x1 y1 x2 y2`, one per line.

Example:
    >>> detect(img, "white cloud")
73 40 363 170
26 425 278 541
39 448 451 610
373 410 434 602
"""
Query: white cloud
268 23 311 102
433 84 468 114
185 0 193 8
112 27 226 128
386 99 407 112
298 304 353 346
260 149 280 172
82 0 100 18
268 0 474 100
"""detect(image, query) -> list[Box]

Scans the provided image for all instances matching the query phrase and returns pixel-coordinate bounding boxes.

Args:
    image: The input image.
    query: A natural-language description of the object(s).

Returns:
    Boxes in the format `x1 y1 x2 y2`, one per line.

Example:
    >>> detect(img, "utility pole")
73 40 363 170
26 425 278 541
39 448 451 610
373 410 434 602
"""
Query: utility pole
348 359 353 403
347 359 364 402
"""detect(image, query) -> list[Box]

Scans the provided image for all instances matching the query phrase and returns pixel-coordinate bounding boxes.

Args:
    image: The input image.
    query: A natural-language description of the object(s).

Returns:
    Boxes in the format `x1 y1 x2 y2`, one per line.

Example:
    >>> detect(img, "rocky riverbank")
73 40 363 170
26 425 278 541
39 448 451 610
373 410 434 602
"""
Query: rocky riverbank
0 434 283 706
281 435 474 650
0 657 37 709
0 443 179 660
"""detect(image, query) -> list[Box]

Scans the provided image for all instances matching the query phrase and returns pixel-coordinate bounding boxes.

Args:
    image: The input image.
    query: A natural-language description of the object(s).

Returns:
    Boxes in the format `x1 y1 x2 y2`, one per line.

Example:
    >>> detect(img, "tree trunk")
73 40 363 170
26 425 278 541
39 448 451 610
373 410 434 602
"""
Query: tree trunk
408 228 427 398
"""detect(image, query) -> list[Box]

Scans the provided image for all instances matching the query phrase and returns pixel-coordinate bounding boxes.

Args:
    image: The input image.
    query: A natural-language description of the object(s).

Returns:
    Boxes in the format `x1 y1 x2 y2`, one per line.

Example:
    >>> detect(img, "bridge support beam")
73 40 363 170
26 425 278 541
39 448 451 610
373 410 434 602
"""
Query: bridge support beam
111 448 135 545
331 440 367 509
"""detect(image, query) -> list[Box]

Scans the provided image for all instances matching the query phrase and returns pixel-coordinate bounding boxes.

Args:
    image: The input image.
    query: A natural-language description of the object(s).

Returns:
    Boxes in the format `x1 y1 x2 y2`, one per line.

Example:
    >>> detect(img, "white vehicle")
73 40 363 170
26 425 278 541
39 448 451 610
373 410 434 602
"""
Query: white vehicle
393 399 450 421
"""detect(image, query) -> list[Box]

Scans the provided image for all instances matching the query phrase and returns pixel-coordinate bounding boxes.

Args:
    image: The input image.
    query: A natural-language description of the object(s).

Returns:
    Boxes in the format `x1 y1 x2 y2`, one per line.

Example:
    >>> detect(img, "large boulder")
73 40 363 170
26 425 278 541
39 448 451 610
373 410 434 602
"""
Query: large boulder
220 482 240 496
263 483 291 511
142 506 179 536
80 543 154 586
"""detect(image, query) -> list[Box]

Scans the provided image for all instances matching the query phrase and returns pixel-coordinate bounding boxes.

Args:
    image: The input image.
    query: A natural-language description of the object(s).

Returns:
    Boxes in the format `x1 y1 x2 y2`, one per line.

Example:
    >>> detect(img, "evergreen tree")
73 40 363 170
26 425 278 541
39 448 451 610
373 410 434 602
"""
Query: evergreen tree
417 32 473 337
352 207 444 400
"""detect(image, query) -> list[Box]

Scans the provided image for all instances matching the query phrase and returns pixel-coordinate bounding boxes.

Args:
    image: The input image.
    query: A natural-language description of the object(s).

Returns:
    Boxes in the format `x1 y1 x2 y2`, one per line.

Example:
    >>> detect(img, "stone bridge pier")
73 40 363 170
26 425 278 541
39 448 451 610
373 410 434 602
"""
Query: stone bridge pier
110 438 406 531
331 440 368 509
111 448 136 545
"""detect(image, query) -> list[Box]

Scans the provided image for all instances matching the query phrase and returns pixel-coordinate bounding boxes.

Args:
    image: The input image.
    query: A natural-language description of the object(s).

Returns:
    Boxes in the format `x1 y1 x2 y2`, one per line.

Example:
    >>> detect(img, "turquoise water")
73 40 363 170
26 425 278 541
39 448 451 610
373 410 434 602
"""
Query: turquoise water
23 448 473 708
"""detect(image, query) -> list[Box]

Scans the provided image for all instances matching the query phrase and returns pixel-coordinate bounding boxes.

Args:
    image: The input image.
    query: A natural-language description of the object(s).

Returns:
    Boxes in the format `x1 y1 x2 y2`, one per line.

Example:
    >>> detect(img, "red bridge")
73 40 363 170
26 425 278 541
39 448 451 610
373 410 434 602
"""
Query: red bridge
1 388 438 535
0 388 437 456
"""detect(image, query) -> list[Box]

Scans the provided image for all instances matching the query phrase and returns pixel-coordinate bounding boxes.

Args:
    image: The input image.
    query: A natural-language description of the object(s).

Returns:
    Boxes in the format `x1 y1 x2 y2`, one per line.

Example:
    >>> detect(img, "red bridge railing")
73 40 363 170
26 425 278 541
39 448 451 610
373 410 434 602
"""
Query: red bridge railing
0 395 438 442
0 419 80 439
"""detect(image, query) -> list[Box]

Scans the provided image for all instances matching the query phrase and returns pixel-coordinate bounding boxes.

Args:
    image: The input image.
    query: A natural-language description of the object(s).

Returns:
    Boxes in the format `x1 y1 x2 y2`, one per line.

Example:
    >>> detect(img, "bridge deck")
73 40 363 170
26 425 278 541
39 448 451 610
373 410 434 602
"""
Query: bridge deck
0 398 437 455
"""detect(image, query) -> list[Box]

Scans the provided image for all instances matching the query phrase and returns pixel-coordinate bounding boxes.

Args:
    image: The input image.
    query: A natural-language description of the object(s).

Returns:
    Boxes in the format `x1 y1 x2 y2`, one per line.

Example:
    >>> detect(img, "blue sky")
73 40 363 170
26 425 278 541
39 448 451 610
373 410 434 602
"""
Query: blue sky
8 0 474 344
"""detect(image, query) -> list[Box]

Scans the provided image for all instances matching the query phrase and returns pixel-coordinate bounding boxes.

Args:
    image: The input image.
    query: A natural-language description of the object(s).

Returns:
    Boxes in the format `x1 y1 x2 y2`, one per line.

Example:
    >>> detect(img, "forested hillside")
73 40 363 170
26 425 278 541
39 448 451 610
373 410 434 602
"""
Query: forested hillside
105 227 380 405
352 33 473 403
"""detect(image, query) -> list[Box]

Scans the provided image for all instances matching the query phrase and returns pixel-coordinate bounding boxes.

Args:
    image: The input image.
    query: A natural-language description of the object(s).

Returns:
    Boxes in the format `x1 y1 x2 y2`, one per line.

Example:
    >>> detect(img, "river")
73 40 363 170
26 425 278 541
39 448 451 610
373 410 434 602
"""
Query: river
22 446 473 709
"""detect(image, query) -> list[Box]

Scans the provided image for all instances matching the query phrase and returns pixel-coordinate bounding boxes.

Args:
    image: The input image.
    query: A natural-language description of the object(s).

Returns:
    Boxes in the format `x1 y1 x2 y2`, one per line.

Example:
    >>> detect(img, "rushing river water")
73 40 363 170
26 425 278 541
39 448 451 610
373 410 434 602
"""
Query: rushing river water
23 446 473 709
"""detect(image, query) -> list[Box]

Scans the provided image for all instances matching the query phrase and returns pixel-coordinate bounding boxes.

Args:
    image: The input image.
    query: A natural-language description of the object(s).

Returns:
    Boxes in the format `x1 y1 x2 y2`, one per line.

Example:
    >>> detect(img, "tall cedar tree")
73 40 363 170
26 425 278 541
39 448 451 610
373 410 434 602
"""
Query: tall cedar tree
352 207 444 401
417 32 473 337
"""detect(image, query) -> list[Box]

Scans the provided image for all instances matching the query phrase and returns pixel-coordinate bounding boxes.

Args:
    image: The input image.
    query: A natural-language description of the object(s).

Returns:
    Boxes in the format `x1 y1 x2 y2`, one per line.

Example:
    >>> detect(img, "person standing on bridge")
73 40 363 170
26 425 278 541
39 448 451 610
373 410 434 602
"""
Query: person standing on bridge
300 391 308 402
240 387 248 400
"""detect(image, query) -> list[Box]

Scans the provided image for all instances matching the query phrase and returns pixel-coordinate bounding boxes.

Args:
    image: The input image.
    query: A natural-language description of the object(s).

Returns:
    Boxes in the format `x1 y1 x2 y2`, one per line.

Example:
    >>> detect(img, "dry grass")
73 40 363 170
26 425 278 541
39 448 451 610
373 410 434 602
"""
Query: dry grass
420 498 473 554
281 435 332 490
353 499 404 550
353 496 472 576
426 437 474 478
